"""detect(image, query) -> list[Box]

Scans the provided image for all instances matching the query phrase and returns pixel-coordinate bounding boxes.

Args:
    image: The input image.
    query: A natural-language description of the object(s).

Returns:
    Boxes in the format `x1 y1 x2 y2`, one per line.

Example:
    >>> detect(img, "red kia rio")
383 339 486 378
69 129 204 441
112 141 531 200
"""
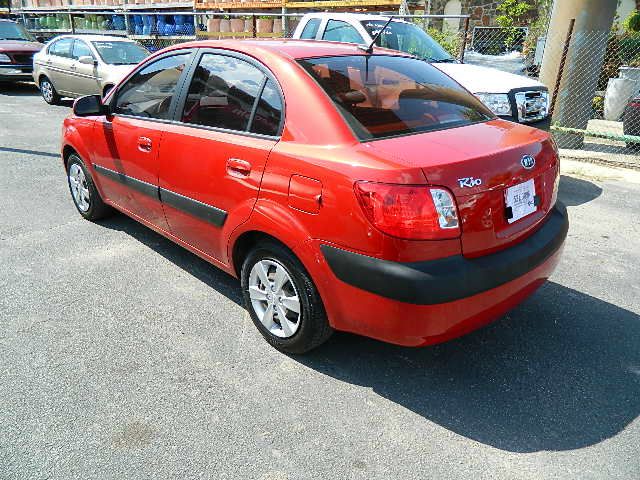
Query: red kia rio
62 39 568 353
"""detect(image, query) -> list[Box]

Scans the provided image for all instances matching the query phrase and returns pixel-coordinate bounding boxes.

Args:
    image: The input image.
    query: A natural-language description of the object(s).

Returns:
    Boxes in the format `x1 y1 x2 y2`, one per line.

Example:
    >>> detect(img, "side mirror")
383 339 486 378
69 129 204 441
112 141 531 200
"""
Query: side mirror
78 55 97 66
73 95 108 117
36 36 45 43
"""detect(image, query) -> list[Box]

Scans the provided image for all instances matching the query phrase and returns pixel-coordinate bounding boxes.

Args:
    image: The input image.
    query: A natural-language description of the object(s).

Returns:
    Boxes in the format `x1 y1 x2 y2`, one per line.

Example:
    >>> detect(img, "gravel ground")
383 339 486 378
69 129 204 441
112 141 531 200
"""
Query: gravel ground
1 82 639 480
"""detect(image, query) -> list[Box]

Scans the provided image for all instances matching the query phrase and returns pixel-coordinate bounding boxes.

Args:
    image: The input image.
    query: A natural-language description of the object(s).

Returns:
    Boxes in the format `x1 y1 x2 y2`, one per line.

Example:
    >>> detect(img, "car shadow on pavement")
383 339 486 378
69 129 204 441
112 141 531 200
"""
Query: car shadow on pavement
296 282 640 453
559 174 602 207
98 214 243 306
0 81 40 96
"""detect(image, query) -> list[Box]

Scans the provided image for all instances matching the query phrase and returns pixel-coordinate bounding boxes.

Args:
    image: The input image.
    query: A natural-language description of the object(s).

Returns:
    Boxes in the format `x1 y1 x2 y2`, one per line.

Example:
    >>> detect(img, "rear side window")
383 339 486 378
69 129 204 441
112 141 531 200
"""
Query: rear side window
251 79 282 136
300 18 321 39
48 38 73 58
181 53 277 134
298 55 493 140
322 20 364 44
114 53 190 119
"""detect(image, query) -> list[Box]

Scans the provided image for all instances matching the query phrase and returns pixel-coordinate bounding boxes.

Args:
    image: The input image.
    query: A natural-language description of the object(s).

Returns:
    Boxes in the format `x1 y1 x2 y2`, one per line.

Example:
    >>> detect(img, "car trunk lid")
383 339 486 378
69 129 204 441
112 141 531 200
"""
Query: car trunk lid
369 120 559 257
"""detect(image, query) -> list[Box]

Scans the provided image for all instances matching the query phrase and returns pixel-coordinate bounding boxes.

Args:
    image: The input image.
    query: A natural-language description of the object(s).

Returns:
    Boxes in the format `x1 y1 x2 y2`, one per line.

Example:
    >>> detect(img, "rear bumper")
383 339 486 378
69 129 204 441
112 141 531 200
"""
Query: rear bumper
322 203 568 304
314 203 568 346
0 65 34 82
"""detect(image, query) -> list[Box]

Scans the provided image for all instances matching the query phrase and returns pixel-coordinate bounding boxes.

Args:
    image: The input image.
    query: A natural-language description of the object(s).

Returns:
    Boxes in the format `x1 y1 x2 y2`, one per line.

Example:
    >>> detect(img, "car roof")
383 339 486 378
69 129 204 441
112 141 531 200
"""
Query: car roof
168 38 409 60
52 34 136 42
300 12 409 24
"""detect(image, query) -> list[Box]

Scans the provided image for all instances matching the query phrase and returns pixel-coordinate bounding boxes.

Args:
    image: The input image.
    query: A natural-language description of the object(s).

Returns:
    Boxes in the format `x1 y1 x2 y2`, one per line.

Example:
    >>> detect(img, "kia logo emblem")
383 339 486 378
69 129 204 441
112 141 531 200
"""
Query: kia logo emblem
521 155 536 169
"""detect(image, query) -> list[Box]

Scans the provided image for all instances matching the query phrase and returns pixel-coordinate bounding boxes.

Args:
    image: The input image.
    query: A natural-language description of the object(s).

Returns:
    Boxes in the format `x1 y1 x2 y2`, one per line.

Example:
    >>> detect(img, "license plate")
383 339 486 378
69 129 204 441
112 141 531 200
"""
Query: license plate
505 179 536 224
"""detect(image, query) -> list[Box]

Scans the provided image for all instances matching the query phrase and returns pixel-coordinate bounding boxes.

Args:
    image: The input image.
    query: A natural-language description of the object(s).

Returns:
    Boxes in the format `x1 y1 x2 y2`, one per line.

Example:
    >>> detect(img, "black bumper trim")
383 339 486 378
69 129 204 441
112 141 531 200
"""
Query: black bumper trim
321 203 568 305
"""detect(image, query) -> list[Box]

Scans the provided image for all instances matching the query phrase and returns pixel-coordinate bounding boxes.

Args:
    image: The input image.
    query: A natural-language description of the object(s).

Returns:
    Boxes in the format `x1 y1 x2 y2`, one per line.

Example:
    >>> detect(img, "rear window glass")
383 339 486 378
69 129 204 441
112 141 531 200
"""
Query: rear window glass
298 55 493 140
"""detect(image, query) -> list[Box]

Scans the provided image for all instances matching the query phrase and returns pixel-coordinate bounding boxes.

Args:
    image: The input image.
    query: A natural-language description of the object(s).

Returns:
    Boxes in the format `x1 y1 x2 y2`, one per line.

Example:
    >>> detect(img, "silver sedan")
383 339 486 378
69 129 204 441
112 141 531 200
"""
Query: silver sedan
32 34 149 105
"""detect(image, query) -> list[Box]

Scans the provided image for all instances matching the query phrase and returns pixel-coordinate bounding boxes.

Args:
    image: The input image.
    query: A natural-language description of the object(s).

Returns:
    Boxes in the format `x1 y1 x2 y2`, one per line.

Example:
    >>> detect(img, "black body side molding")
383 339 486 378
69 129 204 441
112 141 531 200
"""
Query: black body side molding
93 164 227 228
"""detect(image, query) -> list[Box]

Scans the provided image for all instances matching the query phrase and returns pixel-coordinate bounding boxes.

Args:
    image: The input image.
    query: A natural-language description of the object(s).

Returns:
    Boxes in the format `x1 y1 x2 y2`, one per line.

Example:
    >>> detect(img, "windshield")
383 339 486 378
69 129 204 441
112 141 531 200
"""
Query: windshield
298 55 493 140
361 20 455 63
0 22 34 41
92 41 149 65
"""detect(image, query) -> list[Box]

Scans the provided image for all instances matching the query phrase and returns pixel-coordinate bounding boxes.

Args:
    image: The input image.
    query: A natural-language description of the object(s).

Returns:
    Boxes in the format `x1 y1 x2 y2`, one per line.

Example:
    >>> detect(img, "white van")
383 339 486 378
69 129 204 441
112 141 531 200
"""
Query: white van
293 13 550 130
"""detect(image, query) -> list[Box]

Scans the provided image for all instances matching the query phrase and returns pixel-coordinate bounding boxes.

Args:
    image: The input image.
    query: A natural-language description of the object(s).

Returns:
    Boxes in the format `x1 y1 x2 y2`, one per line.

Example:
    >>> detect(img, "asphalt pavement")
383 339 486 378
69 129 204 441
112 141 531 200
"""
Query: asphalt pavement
1 82 639 480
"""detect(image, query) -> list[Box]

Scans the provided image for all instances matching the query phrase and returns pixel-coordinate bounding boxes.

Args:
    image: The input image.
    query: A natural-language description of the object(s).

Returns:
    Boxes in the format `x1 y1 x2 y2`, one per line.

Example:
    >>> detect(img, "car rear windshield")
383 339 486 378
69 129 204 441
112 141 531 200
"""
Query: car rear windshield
92 41 149 65
298 55 493 140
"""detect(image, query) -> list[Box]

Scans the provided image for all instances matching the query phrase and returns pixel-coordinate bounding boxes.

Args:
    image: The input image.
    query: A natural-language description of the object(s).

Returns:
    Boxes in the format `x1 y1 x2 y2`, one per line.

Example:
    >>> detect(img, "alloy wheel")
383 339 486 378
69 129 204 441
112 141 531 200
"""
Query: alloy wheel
41 80 53 103
68 163 91 212
248 259 301 338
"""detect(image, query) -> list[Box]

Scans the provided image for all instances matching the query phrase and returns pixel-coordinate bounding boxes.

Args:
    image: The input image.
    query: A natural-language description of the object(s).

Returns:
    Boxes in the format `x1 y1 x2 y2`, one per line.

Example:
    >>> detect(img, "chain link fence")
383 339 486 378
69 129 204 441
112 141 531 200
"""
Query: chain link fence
14 9 640 161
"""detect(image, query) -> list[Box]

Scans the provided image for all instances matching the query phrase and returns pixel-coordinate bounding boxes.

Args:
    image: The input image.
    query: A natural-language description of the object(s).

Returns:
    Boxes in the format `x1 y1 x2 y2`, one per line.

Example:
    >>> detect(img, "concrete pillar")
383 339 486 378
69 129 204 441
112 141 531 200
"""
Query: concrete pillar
539 0 617 148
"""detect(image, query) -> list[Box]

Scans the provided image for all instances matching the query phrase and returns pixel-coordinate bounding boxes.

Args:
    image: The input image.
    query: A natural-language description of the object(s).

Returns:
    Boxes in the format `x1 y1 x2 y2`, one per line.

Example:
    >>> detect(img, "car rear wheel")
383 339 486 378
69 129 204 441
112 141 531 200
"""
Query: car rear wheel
66 154 114 221
241 241 332 354
40 76 60 105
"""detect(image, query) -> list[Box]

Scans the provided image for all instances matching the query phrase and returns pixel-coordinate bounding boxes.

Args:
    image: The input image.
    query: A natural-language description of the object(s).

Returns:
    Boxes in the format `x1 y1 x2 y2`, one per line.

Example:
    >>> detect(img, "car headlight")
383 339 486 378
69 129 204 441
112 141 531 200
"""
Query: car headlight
0 53 12 63
475 93 512 116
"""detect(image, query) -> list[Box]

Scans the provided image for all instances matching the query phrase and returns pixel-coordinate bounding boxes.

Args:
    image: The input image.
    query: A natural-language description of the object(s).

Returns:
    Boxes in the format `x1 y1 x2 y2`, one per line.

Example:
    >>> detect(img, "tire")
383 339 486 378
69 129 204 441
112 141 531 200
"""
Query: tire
66 154 114 221
241 241 333 354
39 76 60 105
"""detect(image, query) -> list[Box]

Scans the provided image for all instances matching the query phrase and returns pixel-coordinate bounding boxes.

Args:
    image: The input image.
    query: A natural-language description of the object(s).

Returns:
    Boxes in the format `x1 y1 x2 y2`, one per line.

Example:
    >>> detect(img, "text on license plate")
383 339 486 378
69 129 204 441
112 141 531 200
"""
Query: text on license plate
505 179 536 224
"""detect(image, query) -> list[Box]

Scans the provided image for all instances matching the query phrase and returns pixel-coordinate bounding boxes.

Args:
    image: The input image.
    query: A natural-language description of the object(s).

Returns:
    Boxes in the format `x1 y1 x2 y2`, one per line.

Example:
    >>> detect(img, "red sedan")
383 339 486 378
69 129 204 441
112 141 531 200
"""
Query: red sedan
62 40 568 353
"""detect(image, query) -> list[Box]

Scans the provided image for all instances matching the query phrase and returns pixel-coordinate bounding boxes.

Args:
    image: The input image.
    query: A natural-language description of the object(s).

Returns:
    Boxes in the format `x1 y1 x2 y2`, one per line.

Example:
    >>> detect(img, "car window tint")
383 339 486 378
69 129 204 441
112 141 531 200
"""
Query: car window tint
250 79 282 136
72 40 93 60
181 54 265 132
299 55 493 140
300 18 321 39
114 53 190 120
49 38 73 58
322 20 364 44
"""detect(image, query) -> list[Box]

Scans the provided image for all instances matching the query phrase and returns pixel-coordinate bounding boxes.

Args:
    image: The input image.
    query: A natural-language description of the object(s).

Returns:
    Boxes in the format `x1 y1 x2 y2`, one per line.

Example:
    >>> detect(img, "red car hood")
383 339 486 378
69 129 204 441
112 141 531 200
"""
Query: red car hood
0 41 43 53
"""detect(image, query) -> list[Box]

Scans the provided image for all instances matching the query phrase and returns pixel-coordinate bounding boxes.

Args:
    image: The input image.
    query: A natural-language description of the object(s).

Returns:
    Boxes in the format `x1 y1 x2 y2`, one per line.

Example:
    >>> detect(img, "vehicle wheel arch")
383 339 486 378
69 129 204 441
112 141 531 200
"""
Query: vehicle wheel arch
62 145 78 169
231 230 294 278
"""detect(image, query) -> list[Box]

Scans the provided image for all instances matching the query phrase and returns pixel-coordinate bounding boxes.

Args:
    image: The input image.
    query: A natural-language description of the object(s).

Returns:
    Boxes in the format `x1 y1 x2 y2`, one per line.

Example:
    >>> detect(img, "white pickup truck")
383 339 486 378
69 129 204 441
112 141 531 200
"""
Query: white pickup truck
293 13 550 130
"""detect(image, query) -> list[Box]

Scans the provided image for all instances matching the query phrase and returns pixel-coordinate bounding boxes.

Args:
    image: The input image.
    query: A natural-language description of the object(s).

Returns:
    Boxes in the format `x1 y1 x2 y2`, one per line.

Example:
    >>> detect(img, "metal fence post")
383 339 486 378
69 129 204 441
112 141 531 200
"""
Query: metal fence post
459 16 469 63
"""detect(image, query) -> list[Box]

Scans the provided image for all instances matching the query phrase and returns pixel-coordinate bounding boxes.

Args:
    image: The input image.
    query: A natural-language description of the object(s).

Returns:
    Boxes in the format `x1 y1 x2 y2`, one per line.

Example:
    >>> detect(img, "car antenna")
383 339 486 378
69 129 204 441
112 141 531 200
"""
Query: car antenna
359 16 395 54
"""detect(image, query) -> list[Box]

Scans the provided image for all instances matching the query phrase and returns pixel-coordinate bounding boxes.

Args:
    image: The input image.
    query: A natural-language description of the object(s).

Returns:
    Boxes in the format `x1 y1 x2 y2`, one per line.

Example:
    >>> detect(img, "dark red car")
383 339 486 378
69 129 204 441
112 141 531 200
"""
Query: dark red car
0 20 42 84
62 40 568 353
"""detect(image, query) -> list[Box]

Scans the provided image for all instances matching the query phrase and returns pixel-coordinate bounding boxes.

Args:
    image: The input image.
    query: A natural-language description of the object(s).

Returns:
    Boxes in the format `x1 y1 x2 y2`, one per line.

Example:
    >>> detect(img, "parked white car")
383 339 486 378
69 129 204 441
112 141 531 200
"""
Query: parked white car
33 34 149 105
293 13 550 130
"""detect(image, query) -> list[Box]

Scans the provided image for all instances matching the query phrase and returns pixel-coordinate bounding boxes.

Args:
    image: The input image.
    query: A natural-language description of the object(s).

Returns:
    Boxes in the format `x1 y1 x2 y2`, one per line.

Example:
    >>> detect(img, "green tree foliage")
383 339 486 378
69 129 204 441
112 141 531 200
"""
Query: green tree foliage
623 10 640 33
496 0 533 49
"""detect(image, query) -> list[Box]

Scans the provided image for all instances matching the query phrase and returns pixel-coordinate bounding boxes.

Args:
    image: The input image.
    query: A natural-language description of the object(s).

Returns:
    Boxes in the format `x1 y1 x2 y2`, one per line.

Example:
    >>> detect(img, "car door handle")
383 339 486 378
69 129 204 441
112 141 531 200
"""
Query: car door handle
226 158 252 177
137 136 152 152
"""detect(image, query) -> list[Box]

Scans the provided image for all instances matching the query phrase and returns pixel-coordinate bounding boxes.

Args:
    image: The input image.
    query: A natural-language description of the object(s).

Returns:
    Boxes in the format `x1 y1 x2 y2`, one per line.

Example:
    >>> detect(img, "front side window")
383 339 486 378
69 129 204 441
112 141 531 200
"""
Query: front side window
298 55 493 140
181 54 267 133
361 20 455 63
114 53 190 119
71 40 93 60
322 20 364 44
48 38 73 58
92 41 149 65
300 18 321 39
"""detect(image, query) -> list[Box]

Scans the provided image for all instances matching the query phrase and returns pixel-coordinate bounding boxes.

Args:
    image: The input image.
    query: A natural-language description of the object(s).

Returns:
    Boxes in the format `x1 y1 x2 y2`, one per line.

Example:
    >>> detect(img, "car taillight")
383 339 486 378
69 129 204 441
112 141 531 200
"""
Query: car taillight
550 164 560 208
354 181 460 240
